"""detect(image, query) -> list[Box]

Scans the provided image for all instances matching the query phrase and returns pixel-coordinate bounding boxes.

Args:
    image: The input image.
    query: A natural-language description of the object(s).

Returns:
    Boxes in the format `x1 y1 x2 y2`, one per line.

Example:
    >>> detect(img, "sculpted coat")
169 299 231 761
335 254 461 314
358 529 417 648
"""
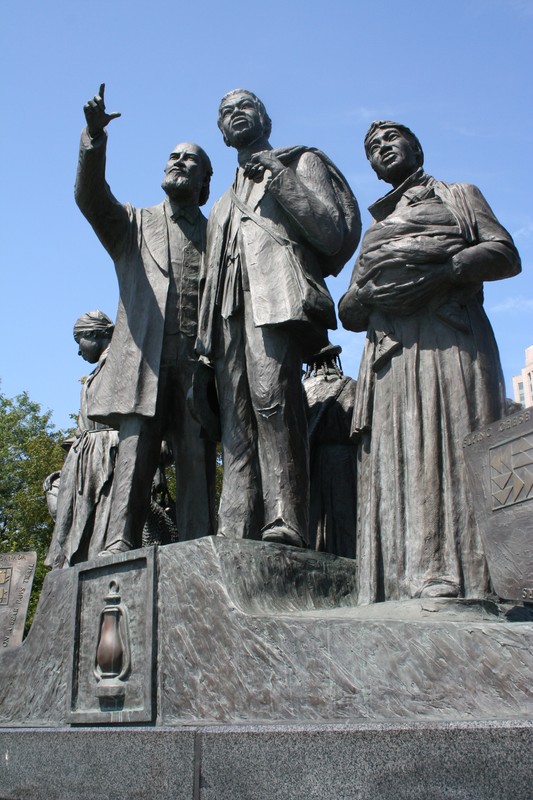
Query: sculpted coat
75 129 214 546
197 143 360 542
196 146 360 360
75 130 206 426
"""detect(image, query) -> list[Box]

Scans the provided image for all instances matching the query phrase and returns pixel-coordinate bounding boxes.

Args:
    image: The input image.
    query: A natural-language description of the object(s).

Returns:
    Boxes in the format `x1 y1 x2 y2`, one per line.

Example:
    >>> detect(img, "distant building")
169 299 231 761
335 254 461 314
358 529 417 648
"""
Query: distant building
512 345 533 408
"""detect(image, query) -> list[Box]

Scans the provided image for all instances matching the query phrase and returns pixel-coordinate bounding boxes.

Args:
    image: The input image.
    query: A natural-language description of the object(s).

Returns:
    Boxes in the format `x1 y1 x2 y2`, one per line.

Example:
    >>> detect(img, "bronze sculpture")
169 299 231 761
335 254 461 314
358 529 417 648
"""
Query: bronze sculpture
196 89 361 546
303 344 357 559
339 121 521 602
45 311 118 567
75 85 216 553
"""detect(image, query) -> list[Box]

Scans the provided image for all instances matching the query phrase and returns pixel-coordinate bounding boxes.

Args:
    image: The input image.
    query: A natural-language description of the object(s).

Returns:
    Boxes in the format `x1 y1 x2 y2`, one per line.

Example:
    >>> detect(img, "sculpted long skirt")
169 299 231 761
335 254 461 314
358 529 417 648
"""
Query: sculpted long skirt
45 427 118 568
353 297 506 603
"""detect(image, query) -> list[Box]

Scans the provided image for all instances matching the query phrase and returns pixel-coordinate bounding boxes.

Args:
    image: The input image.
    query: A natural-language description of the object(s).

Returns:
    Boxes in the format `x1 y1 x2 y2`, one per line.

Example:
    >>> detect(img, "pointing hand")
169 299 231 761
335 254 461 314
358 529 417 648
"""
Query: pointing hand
83 83 121 138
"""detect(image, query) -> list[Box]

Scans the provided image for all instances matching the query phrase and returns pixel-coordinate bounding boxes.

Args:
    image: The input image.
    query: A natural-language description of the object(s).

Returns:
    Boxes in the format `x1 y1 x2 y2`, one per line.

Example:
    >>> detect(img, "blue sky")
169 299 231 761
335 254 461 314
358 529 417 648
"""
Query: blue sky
1 0 532 430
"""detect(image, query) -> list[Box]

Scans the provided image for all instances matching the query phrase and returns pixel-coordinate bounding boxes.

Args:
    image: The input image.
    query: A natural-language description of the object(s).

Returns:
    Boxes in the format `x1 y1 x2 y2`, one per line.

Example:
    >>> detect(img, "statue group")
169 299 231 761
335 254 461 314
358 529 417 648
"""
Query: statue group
47 85 521 606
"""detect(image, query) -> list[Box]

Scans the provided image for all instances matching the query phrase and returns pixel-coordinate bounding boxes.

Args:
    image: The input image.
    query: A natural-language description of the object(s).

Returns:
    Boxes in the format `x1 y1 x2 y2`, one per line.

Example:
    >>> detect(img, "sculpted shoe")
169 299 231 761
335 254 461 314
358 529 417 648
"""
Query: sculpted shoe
97 541 132 557
262 526 306 548
417 580 460 599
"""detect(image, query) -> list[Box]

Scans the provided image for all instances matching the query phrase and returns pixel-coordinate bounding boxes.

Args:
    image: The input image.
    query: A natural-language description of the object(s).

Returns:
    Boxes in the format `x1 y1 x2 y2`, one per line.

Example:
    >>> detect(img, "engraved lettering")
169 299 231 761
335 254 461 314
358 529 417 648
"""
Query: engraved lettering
499 412 531 432
0 552 37 651
464 429 493 447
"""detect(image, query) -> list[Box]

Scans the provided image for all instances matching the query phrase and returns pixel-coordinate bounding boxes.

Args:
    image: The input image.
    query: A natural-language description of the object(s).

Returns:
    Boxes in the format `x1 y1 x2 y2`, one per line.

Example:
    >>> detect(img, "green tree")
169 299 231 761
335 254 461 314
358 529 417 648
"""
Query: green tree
0 385 67 631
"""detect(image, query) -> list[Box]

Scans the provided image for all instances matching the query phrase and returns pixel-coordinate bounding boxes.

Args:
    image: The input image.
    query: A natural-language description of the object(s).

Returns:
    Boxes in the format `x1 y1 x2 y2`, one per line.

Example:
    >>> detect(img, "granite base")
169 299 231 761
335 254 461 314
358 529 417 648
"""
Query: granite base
0 721 531 800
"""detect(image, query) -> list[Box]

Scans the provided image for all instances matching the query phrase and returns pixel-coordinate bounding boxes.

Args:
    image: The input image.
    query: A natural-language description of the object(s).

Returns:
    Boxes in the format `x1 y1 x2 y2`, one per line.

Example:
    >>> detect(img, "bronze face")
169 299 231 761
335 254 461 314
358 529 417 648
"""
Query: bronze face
162 142 207 203
218 91 265 148
76 335 102 364
366 126 420 187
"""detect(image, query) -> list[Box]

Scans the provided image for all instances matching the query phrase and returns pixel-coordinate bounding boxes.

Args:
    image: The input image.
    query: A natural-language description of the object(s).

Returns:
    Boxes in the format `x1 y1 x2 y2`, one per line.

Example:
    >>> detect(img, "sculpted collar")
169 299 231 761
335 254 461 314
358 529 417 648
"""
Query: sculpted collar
165 197 200 224
368 168 431 221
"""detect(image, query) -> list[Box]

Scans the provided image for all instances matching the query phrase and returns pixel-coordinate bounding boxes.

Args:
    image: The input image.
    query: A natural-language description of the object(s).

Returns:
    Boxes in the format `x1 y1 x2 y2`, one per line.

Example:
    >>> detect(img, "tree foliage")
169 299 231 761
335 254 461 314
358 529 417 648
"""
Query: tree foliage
0 384 67 630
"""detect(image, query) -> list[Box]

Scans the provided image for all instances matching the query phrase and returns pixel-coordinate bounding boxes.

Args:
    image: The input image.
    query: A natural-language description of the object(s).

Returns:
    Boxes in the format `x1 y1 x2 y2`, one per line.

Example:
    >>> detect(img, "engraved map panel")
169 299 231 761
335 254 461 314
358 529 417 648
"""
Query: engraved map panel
0 569 12 606
490 434 533 510
0 552 36 649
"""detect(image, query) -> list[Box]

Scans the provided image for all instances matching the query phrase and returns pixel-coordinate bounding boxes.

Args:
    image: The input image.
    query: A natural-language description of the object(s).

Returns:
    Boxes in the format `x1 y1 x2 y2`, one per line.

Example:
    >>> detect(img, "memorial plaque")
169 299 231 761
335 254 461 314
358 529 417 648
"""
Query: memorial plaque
67 548 156 724
463 407 533 601
0 551 36 650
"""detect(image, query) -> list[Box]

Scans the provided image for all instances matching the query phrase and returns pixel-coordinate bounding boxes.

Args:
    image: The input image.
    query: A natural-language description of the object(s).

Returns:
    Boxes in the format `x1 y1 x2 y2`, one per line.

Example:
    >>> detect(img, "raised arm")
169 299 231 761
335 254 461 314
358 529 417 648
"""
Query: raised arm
83 83 121 138
74 84 130 259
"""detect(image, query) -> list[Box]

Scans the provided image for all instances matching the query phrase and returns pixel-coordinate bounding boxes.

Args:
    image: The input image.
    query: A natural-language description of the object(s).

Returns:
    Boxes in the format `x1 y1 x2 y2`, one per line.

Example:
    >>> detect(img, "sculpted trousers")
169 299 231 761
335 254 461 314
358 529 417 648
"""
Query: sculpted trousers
214 290 309 541
105 333 216 550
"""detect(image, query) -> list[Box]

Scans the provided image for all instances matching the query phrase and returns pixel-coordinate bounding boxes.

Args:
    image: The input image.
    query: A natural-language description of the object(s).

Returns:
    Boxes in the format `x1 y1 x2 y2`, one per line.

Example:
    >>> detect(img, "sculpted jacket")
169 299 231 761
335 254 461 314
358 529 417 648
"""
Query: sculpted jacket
196 146 360 360
75 130 206 426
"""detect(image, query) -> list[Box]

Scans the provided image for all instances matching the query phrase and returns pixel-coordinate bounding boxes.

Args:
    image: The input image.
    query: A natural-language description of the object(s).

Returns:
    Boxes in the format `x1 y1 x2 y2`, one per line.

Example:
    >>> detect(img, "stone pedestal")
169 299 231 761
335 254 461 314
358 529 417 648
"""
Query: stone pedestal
1 721 531 799
0 538 531 797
